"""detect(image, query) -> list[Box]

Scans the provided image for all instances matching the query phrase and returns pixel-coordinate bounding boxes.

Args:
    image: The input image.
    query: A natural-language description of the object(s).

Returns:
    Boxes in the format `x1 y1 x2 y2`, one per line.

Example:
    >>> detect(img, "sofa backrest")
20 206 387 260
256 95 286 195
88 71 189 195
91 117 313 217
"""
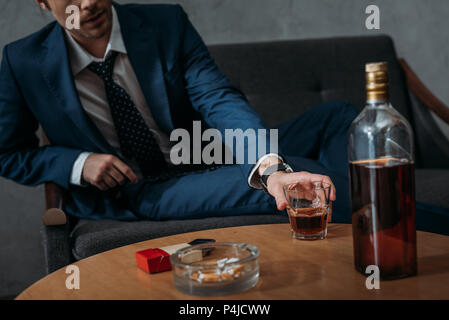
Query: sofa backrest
209 35 411 128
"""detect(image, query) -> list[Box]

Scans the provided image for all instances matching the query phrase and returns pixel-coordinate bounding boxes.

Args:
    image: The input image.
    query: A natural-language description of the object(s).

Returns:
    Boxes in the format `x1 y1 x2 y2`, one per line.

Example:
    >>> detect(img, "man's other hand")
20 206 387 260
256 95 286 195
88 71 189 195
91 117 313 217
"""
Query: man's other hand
82 154 138 191
266 171 336 215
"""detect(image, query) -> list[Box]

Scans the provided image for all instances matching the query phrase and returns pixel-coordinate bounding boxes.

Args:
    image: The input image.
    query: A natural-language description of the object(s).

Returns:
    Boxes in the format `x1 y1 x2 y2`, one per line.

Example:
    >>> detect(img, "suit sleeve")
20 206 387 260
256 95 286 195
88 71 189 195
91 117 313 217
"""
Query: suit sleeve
177 5 280 180
0 45 84 189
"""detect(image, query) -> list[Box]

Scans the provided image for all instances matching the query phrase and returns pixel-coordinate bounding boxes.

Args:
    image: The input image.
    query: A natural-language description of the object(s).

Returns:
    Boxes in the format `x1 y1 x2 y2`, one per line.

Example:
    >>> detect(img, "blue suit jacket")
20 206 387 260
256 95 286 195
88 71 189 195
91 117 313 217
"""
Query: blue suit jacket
0 3 270 220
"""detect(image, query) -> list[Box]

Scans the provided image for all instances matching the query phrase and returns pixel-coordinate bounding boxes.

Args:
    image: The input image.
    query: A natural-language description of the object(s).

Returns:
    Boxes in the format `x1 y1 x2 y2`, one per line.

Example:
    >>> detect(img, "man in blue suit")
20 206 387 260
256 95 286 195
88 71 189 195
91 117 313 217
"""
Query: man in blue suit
0 0 358 221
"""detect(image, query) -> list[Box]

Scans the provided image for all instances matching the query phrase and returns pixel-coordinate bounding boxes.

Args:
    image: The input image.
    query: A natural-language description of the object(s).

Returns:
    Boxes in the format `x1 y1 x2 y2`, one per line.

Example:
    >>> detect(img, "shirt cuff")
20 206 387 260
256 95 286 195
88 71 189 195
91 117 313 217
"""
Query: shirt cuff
247 153 284 189
70 152 92 186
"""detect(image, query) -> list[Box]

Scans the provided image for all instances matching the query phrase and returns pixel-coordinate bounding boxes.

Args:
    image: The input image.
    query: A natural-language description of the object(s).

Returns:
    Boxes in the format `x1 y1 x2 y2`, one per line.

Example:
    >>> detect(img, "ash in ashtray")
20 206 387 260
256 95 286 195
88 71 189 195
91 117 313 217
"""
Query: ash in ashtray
189 257 246 283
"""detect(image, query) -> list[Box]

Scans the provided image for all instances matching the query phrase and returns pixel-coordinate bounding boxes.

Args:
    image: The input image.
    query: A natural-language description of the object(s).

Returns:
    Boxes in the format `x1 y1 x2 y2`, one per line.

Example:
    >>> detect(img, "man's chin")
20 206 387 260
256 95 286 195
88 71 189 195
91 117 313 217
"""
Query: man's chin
74 27 110 40
86 30 110 39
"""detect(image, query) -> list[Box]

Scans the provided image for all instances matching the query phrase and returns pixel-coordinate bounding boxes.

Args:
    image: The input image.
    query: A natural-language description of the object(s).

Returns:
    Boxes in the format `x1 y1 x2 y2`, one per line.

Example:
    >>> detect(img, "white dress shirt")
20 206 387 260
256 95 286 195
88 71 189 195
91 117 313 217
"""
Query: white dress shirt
66 7 174 184
66 7 277 188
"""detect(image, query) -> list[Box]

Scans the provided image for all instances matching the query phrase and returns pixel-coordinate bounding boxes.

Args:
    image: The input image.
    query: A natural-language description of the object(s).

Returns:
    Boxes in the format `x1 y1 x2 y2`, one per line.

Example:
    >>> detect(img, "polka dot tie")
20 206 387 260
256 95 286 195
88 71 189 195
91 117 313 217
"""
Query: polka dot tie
88 51 168 178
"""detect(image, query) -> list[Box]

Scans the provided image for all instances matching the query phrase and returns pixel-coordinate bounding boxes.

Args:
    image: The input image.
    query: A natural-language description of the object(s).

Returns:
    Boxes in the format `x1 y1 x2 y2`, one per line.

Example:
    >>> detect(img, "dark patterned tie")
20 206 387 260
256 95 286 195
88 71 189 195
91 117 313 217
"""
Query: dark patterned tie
88 51 168 178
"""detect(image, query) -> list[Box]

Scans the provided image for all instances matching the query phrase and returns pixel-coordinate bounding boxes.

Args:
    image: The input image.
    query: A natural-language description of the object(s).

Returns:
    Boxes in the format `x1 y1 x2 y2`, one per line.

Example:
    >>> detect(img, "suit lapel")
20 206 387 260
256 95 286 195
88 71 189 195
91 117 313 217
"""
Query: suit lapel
40 24 117 154
115 4 174 135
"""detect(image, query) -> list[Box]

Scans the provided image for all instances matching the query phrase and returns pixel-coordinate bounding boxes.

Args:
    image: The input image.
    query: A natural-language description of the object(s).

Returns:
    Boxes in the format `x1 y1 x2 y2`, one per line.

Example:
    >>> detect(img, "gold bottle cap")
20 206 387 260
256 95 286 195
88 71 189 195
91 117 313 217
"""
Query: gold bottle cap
365 62 388 73
366 62 389 102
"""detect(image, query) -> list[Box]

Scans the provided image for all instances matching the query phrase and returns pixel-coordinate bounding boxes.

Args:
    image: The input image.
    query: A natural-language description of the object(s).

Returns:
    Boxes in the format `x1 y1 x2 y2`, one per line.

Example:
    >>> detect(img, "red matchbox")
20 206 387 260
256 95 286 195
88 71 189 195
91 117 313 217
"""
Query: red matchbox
136 239 216 274
135 248 172 274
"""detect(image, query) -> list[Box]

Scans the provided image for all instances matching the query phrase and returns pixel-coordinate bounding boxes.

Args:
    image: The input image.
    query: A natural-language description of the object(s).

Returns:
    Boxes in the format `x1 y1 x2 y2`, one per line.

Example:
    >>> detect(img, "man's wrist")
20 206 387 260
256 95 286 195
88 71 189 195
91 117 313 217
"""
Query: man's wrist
260 162 293 192
247 153 284 189
258 156 282 176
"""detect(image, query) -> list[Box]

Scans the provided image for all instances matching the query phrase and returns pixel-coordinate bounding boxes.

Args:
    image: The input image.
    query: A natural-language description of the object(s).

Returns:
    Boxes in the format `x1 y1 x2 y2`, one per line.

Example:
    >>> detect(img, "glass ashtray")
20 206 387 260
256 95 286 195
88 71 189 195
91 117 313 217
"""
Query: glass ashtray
170 242 260 296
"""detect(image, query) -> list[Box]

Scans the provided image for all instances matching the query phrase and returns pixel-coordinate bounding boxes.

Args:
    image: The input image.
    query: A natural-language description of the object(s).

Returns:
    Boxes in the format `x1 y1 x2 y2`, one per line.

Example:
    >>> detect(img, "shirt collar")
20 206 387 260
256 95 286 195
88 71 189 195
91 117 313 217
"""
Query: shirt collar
64 7 127 76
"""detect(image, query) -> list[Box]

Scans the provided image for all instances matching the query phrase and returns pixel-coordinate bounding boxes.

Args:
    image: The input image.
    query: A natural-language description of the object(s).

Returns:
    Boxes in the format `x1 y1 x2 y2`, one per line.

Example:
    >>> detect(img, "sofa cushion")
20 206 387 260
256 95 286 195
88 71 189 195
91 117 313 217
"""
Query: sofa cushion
416 169 449 210
415 169 449 236
71 214 288 260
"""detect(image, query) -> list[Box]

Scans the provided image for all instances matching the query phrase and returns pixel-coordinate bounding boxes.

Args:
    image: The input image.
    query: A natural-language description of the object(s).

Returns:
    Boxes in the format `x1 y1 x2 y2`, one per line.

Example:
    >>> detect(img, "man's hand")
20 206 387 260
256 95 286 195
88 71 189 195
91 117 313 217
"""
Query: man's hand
82 154 138 191
266 170 336 215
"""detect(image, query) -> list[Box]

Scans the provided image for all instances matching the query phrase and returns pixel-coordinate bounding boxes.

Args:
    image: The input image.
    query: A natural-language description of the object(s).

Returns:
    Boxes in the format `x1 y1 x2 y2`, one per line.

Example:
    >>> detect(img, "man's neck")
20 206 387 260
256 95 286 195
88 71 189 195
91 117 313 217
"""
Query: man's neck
69 31 111 59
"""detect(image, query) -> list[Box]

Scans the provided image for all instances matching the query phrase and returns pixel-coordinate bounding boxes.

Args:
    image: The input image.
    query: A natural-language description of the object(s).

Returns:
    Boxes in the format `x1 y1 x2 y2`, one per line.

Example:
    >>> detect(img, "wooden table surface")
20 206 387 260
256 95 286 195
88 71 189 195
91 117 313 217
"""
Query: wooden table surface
16 224 449 300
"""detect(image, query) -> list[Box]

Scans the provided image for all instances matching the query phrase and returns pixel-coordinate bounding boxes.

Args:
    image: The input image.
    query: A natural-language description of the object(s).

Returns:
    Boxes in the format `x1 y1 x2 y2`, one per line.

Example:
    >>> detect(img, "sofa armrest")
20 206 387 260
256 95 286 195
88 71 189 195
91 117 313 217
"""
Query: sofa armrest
40 131 75 272
42 182 77 272
42 183 68 226
399 58 449 169
399 58 449 125
41 131 68 226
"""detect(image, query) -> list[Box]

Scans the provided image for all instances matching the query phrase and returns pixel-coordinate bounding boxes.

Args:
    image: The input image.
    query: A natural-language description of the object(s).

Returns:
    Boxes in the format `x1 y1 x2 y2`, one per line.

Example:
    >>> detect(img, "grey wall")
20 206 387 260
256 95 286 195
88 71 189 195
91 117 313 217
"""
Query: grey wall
1 0 448 298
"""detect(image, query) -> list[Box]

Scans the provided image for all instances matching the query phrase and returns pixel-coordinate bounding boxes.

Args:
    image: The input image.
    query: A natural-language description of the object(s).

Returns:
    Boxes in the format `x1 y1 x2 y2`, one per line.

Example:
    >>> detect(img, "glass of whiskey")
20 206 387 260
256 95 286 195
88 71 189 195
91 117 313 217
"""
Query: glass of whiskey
283 181 332 240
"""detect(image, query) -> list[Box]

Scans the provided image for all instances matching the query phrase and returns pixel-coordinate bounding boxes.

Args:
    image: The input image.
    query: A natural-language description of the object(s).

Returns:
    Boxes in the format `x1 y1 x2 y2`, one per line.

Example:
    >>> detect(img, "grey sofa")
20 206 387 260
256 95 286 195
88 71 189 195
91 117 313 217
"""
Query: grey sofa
42 35 449 273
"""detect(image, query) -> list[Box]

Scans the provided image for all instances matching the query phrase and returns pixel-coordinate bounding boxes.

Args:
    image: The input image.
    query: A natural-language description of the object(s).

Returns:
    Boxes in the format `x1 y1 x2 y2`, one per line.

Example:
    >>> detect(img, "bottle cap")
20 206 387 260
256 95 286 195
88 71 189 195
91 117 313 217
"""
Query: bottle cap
365 62 389 102
365 62 388 73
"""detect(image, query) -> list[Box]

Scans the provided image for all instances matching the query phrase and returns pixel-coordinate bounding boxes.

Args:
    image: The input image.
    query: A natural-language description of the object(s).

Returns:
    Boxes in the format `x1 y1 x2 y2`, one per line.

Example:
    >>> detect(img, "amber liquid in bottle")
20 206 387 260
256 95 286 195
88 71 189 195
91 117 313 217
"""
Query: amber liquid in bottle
350 158 417 279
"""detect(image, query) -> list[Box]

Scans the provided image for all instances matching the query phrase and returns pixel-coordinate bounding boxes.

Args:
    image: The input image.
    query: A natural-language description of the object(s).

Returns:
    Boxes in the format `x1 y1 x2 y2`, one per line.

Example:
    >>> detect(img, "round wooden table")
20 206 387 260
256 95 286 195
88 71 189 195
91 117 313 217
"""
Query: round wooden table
16 224 449 299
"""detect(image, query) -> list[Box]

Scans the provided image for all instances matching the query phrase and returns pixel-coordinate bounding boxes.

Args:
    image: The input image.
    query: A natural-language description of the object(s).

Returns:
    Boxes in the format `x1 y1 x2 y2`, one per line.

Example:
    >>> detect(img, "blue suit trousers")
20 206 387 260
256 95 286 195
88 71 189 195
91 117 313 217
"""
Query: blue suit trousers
123 100 358 222
120 100 449 235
